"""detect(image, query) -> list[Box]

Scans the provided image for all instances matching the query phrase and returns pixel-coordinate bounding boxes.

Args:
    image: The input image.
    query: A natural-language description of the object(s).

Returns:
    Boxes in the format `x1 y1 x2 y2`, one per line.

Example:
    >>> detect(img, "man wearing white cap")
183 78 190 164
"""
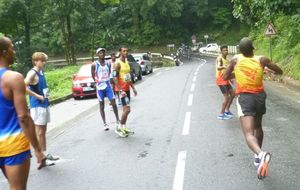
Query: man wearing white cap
91 48 120 131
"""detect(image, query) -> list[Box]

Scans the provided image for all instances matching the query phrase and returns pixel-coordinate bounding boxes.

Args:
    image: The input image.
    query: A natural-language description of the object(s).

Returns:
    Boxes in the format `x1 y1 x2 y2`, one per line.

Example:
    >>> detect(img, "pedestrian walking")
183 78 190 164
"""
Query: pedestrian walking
113 46 137 137
223 37 283 179
24 52 59 165
91 48 120 131
0 36 45 190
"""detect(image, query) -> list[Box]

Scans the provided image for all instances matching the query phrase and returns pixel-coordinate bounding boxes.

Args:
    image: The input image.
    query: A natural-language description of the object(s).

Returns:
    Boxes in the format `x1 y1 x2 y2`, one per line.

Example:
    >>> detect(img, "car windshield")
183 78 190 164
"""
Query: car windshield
133 56 142 62
78 64 91 77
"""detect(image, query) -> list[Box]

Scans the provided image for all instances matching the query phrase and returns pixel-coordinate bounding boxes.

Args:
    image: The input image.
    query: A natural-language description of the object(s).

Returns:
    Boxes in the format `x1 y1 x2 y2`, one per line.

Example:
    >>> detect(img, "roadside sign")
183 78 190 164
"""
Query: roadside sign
265 23 277 36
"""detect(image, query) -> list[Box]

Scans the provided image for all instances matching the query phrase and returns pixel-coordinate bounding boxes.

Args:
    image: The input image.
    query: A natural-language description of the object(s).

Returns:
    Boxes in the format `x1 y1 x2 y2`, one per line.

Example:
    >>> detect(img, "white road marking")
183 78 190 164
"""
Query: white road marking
182 112 191 135
192 76 196 82
154 72 161 77
187 94 193 106
173 151 187 190
194 72 198 76
190 83 195 92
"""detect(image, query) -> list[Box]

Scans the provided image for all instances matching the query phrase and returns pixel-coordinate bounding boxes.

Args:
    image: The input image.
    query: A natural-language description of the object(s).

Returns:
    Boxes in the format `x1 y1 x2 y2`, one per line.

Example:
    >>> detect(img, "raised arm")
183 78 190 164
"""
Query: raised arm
260 56 283 75
223 56 236 80
24 70 44 101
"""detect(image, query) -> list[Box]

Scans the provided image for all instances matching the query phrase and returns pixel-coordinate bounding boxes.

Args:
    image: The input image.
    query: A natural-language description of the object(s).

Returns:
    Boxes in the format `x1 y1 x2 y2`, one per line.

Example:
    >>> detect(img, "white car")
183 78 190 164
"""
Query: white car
132 53 153 75
199 43 220 53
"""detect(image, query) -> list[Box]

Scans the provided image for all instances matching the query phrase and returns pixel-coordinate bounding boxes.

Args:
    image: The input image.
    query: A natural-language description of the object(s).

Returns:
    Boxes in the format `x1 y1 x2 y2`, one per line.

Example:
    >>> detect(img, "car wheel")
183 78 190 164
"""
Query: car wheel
150 66 153 73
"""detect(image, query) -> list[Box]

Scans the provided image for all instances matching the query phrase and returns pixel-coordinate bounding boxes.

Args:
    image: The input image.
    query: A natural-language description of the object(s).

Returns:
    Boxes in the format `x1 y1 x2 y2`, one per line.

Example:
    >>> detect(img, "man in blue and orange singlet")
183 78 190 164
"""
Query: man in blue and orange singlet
0 36 45 189
223 37 283 179
216 45 235 120
113 46 137 137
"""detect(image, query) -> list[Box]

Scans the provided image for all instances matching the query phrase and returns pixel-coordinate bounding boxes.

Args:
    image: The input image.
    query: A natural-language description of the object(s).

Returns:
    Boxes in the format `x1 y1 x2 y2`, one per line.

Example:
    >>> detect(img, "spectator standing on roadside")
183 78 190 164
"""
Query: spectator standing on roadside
24 52 59 164
0 36 46 190
216 45 235 120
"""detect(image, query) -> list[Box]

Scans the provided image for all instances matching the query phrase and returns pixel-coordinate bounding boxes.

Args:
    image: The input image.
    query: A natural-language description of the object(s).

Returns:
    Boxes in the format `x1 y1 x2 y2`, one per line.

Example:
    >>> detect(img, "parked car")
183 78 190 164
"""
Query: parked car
132 53 153 75
127 54 142 83
199 43 220 53
191 42 204 52
72 62 96 99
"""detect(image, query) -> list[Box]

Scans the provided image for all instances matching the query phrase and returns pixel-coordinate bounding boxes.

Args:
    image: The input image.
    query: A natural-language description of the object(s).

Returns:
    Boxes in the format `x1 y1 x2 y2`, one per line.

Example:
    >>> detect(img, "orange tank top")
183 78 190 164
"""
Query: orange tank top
216 55 230 85
234 54 264 94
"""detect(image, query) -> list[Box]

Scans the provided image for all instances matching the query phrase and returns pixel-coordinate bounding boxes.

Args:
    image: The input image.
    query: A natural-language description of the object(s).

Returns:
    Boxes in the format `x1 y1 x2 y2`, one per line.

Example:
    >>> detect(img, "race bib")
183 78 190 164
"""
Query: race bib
124 73 131 82
43 88 50 98
97 82 107 90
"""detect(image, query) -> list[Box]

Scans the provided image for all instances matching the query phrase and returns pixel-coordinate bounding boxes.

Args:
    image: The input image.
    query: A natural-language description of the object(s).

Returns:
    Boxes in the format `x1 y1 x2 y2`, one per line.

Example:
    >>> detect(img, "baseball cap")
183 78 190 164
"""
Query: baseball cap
96 48 106 54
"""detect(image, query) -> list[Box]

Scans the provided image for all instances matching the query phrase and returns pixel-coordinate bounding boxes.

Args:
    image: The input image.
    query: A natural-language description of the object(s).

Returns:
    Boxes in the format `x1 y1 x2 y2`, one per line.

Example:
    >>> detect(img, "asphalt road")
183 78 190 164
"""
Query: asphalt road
1 57 299 190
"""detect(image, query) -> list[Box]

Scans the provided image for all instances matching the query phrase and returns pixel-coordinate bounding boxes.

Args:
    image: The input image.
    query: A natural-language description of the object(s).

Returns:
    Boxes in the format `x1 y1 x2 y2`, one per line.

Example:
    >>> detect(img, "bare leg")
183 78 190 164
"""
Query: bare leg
220 92 230 114
4 157 30 190
225 89 235 112
110 99 119 122
254 115 264 148
240 116 262 155
99 101 106 124
120 105 130 125
35 125 47 152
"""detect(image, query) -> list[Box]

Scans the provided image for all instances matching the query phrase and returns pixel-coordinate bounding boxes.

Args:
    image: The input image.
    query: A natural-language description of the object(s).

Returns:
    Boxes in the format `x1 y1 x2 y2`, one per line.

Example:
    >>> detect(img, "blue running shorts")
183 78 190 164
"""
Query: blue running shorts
97 81 115 102
0 150 31 166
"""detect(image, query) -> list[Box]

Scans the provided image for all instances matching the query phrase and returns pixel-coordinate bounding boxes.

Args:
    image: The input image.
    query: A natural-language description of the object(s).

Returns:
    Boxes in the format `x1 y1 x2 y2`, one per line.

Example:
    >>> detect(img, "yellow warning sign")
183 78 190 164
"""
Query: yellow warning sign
265 23 277 36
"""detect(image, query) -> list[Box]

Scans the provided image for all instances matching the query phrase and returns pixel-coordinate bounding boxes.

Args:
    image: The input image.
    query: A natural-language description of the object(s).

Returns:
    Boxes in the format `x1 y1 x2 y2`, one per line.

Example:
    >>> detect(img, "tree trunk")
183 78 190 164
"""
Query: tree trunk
66 14 76 65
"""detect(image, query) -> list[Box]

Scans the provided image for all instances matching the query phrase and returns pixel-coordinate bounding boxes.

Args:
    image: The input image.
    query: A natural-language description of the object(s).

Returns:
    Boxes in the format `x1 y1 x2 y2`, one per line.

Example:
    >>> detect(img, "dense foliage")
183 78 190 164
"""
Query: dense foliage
0 0 244 71
232 0 300 79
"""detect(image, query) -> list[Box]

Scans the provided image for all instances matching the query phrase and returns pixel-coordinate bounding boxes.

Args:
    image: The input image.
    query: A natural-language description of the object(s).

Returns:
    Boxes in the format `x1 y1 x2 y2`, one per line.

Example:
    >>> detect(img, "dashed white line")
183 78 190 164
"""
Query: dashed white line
194 72 198 76
173 151 187 190
182 112 191 135
190 83 195 92
192 76 196 82
187 94 193 106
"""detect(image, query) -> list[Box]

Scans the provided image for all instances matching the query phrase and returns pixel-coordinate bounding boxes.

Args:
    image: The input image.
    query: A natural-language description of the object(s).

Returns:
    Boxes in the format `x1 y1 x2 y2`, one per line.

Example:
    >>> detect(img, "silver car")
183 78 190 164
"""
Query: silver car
132 53 153 75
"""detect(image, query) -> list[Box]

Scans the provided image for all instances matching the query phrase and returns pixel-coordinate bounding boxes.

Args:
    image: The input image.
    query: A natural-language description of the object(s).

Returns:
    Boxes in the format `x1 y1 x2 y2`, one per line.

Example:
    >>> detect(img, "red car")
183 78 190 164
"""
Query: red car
72 62 96 99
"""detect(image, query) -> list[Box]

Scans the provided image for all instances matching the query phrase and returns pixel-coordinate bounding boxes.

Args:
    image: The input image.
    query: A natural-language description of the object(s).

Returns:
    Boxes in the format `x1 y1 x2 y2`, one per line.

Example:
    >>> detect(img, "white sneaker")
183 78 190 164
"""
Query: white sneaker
103 124 109 131
257 152 271 179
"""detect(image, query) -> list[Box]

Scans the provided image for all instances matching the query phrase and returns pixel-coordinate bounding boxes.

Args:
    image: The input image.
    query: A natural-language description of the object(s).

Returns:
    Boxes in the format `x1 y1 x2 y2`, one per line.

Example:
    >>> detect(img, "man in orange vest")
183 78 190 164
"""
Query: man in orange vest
223 37 283 179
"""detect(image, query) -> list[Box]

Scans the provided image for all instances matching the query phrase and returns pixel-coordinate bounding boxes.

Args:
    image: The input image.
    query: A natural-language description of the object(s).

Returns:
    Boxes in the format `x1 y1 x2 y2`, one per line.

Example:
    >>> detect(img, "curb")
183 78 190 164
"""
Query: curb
49 94 73 105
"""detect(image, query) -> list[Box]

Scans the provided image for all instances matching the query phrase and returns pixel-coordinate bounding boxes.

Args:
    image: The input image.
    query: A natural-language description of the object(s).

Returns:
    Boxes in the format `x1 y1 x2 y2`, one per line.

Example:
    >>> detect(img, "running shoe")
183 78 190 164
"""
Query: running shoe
45 159 56 166
46 153 60 161
254 154 260 167
257 152 271 179
103 124 109 131
224 111 233 116
217 114 232 120
114 128 128 138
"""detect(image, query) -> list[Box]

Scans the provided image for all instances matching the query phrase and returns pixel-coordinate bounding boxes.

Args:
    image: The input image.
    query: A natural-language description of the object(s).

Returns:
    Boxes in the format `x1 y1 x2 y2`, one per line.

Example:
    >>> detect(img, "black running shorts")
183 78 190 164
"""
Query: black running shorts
236 92 267 117
218 84 232 94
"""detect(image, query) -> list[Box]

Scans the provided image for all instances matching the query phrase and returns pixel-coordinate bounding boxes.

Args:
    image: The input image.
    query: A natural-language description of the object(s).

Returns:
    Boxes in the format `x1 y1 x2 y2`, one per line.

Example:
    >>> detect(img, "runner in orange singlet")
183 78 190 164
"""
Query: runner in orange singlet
223 37 283 179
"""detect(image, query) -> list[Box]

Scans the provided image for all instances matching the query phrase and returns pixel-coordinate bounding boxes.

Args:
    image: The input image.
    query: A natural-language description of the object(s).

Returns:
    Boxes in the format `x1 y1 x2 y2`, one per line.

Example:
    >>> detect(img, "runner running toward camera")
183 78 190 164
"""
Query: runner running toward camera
91 48 120 131
113 46 137 137
0 36 46 190
24 52 59 165
223 37 283 179
216 45 235 120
